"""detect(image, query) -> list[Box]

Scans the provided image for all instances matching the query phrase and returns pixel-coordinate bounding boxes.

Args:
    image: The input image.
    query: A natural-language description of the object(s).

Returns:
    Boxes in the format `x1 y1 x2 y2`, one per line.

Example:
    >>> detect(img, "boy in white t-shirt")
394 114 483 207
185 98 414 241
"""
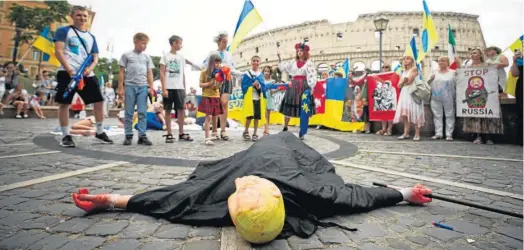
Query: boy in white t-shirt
159 35 193 143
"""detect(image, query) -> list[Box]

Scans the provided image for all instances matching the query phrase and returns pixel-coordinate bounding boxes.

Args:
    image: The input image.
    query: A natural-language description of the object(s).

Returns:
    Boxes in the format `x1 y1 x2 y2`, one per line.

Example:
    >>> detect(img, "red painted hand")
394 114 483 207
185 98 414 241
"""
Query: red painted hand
401 184 432 205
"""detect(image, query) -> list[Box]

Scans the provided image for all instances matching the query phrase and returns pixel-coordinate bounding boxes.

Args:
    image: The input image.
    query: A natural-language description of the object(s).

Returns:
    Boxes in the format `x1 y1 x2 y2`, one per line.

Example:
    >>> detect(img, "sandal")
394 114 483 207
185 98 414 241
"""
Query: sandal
179 133 193 142
243 131 251 141
263 131 270 136
252 134 259 142
376 129 385 135
385 129 392 136
164 134 175 143
205 137 214 145
220 131 229 141
398 134 410 140
473 138 482 144
211 132 219 140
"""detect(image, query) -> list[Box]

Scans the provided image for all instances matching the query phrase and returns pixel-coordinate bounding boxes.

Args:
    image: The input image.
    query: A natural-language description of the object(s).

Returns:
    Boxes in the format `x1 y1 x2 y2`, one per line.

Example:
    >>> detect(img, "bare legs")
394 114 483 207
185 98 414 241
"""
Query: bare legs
283 116 290 130
58 104 70 127
219 94 229 139
264 110 271 135
398 117 420 140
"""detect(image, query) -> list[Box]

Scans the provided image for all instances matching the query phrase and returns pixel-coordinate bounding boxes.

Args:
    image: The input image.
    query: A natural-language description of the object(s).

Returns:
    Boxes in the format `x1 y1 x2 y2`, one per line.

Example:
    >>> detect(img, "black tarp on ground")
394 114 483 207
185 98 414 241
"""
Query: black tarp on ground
126 131 403 238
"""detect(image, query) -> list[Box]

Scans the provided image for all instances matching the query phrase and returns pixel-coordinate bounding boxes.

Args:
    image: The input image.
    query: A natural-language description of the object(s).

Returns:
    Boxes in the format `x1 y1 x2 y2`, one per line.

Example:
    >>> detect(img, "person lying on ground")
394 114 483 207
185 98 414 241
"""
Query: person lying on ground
71 132 432 243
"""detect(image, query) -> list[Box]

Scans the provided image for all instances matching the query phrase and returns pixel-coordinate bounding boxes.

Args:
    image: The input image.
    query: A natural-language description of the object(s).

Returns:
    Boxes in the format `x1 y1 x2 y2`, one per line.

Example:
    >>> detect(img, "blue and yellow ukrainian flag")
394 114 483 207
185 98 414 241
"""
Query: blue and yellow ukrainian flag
336 58 350 78
32 26 60 67
505 35 523 95
404 36 423 80
228 0 263 53
319 78 365 131
508 35 523 53
419 0 438 62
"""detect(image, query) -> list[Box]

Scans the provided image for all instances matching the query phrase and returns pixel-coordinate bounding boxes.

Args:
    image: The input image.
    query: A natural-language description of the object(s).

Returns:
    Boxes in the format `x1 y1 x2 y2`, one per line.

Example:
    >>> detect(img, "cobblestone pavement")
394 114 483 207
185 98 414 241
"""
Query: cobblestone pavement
0 119 522 250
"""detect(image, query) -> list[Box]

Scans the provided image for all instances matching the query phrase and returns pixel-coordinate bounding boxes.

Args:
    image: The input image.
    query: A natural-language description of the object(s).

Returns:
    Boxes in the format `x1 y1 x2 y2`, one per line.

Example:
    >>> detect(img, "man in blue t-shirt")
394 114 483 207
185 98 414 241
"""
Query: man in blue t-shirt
53 5 113 148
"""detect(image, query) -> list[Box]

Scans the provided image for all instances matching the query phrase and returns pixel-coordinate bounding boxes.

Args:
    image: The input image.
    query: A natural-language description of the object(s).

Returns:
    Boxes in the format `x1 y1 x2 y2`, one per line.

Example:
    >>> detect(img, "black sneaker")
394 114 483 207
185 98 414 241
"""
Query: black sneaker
138 136 152 146
60 135 76 148
95 132 114 144
283 127 288 132
123 136 132 146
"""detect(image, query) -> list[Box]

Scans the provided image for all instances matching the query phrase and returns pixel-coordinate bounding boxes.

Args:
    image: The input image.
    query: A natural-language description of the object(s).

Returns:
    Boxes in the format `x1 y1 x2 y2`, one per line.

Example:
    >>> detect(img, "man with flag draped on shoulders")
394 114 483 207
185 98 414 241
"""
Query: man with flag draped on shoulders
241 55 267 142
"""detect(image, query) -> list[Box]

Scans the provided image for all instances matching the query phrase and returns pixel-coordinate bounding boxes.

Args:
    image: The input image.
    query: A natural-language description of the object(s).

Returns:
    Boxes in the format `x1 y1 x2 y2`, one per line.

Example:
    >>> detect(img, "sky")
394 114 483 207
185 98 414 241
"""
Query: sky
68 0 523 92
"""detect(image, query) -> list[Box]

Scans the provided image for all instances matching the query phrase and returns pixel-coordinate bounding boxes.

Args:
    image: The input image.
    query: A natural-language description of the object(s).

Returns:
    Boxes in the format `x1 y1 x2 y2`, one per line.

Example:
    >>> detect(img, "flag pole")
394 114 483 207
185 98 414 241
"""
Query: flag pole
250 0 278 47
16 45 34 68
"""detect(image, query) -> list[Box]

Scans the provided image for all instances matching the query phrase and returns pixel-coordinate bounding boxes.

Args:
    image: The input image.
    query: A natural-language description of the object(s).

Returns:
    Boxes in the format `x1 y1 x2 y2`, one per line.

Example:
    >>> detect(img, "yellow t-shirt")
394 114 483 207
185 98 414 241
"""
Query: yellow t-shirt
200 70 220 98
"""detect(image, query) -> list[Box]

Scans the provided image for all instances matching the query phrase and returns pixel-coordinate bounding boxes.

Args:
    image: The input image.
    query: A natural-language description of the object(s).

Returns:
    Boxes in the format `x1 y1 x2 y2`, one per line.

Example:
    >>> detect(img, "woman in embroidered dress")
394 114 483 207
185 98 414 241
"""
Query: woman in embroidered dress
277 42 317 140
393 56 425 141
462 48 504 144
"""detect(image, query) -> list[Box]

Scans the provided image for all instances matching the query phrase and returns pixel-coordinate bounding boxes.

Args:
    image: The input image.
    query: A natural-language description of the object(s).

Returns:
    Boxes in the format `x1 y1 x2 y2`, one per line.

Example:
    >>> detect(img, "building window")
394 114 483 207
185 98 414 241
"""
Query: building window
265 58 268 62
413 28 420 36
396 46 401 50
240 52 242 58
255 47 259 53
468 47 472 51
320 50 324 54
435 46 440 50
32 51 40 60
356 47 362 52
336 32 343 40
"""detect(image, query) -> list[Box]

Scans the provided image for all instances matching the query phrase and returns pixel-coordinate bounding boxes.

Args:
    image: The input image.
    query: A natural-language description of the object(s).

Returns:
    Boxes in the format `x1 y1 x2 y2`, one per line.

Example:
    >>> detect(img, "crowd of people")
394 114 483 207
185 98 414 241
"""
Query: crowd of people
1 5 521 148
356 47 522 145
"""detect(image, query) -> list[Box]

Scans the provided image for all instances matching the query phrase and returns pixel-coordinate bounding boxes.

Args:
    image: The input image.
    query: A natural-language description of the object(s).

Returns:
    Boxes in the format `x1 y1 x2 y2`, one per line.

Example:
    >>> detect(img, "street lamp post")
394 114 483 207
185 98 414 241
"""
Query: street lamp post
374 16 389 72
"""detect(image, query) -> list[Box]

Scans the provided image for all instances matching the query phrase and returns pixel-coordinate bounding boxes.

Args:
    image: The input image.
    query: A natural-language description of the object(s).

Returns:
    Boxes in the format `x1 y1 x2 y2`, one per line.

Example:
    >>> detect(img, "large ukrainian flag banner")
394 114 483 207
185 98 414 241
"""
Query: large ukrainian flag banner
197 79 364 131
228 0 263 53
32 26 60 67
257 78 365 131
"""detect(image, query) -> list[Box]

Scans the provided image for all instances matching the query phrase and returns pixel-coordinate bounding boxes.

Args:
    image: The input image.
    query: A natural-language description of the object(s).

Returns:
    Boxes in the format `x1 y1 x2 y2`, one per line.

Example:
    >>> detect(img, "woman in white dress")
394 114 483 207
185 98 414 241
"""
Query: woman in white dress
201 32 244 141
427 56 455 141
277 42 317 140
393 56 425 141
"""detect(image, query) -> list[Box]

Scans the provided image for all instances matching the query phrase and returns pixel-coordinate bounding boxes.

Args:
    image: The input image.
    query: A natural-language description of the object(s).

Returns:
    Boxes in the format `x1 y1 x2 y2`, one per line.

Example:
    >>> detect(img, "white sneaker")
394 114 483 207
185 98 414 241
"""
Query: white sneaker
23 114 28 118
15 114 21 119
0 111 4 115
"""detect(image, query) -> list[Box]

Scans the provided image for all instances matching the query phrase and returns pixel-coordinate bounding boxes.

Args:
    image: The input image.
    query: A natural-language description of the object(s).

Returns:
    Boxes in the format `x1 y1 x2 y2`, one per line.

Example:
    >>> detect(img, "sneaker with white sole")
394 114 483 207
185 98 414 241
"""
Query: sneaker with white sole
15 114 21 119
60 135 76 148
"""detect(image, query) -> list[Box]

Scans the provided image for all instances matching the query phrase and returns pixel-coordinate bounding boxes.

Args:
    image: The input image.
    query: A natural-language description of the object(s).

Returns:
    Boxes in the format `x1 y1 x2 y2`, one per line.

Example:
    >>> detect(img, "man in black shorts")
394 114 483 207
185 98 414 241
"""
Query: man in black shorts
159 35 193 143
53 5 113 147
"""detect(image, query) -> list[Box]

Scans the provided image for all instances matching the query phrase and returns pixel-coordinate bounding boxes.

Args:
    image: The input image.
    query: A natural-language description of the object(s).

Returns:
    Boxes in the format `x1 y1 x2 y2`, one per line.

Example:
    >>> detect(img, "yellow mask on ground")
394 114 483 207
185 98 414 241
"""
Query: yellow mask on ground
228 176 285 244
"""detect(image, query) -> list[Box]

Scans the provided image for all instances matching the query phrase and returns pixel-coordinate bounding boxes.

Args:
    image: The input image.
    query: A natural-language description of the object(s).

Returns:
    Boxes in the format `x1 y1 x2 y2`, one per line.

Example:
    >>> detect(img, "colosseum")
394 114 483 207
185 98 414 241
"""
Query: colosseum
233 11 486 78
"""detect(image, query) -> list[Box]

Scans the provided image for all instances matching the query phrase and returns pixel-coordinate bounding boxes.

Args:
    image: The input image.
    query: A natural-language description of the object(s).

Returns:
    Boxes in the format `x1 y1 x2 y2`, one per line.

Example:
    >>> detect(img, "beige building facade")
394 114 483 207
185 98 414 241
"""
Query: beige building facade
233 11 486 78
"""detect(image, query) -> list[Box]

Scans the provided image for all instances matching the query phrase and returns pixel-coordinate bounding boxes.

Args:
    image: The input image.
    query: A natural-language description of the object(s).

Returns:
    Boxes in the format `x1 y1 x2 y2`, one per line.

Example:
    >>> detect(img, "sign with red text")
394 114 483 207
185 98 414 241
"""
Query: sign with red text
455 66 500 118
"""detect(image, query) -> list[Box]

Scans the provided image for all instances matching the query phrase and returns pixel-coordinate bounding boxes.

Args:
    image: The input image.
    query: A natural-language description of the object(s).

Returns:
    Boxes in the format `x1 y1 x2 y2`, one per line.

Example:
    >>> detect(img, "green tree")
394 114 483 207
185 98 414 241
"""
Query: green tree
151 56 160 80
93 57 120 87
8 2 70 66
